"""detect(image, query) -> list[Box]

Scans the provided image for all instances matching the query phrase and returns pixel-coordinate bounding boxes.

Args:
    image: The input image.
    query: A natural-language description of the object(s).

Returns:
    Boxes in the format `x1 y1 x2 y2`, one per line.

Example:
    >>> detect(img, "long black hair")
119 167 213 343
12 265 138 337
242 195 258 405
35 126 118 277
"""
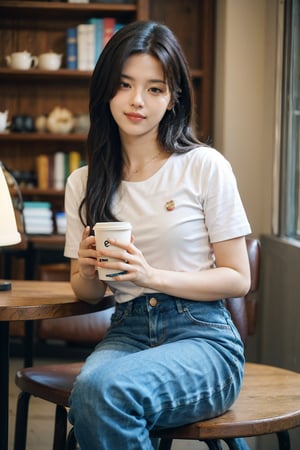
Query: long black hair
79 20 201 227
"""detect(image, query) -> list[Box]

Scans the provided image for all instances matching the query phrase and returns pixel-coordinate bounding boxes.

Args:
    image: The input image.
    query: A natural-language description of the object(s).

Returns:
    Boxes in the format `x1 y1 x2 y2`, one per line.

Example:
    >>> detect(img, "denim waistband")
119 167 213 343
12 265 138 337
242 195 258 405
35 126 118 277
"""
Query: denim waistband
115 293 222 315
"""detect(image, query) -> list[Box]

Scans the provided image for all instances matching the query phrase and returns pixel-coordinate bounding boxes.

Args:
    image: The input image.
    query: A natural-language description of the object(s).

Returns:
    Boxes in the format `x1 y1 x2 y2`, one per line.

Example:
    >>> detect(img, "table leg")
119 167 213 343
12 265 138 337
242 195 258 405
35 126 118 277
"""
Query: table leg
24 321 34 367
0 321 9 450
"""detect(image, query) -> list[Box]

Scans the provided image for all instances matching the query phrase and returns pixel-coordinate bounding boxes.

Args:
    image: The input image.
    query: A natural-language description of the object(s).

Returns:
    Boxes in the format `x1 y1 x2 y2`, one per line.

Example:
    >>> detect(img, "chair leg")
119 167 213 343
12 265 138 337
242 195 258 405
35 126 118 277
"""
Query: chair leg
13 391 31 450
224 438 250 450
66 427 78 450
277 430 291 450
158 438 173 450
52 405 68 450
204 440 224 450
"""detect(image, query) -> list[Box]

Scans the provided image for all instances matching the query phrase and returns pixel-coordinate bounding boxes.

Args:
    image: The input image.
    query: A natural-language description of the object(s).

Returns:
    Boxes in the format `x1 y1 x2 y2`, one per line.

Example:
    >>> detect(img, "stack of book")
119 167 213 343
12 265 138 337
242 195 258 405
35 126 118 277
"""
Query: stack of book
23 201 54 235
66 17 123 70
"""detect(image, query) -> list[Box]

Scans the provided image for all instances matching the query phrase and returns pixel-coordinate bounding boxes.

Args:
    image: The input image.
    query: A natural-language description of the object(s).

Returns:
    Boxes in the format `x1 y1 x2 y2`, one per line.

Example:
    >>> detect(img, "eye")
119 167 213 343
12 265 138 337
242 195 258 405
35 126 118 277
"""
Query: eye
149 86 163 94
120 81 131 89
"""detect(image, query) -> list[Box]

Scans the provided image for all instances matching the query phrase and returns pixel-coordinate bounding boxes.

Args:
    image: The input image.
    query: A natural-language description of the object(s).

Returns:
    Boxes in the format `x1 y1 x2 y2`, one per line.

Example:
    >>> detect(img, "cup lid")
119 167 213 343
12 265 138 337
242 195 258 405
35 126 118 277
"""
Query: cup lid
93 222 132 231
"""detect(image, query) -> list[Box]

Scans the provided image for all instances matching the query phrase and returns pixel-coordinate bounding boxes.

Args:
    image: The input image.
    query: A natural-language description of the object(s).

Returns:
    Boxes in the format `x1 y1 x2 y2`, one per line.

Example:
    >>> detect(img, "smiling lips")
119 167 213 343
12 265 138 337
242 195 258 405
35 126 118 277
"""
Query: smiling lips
125 112 146 122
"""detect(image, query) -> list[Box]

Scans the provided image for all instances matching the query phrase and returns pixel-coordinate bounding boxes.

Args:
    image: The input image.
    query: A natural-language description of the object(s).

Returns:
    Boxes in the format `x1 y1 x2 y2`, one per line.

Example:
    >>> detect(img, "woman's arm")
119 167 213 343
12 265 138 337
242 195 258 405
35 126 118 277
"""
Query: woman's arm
70 226 107 303
150 237 251 300
97 236 251 302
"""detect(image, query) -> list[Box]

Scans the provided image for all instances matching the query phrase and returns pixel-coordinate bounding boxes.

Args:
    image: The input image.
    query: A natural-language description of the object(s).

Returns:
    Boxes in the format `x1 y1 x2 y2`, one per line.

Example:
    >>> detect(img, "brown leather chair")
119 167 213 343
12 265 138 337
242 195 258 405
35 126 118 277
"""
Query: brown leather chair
13 239 300 450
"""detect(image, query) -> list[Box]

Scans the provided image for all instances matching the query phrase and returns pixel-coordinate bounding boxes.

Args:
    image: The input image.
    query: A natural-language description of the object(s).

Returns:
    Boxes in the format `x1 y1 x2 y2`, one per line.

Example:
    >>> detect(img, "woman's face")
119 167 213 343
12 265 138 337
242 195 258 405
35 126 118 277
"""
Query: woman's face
109 53 172 140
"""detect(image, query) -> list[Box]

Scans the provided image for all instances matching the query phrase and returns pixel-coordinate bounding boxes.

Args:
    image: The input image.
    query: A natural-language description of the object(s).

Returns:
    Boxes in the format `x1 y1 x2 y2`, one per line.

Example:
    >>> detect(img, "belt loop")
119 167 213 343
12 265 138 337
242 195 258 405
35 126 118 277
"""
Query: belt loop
175 298 184 313
126 299 134 314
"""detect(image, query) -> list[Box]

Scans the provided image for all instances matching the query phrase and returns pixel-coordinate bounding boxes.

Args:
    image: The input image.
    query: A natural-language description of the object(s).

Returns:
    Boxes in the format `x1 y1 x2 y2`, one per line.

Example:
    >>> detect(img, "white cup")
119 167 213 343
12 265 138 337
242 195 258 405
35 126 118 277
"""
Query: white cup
38 52 63 70
6 51 38 70
93 222 132 280
0 111 8 132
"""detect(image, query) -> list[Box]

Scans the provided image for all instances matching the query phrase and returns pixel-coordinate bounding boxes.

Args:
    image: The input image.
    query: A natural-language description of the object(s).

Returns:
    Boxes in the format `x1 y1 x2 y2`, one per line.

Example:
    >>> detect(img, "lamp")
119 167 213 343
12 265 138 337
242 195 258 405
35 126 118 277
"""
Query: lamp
0 163 21 290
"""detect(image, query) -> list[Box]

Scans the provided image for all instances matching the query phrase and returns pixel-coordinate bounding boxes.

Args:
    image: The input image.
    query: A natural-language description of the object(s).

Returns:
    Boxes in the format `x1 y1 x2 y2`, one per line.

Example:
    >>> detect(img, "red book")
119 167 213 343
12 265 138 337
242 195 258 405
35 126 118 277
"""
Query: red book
103 18 116 48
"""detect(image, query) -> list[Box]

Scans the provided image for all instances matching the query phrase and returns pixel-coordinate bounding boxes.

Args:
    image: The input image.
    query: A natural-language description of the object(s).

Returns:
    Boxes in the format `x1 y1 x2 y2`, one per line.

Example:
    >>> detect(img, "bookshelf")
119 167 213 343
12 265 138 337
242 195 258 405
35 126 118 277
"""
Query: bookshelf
0 0 215 221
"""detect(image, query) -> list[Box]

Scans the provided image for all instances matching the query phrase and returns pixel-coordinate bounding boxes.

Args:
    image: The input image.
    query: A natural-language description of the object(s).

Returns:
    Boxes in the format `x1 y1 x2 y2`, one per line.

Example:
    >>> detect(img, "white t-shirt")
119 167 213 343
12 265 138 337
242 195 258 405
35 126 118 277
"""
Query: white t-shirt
64 146 251 303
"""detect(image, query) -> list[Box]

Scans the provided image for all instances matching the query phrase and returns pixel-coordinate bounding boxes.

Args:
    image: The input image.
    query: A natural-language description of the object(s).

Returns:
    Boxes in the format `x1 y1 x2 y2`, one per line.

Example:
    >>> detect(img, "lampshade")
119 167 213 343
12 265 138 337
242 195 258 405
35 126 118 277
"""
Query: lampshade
0 165 21 246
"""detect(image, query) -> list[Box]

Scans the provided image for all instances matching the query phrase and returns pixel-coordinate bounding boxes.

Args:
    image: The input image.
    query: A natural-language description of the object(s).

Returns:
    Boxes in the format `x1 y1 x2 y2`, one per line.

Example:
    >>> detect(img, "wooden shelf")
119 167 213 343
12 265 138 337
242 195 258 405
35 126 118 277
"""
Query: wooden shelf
0 1 137 18
0 68 92 80
21 188 65 197
0 132 87 142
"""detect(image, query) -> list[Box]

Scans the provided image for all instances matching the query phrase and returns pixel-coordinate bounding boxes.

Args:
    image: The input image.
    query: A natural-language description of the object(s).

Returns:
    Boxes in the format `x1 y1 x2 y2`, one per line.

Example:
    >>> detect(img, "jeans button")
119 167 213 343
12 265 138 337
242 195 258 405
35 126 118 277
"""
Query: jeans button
149 297 158 307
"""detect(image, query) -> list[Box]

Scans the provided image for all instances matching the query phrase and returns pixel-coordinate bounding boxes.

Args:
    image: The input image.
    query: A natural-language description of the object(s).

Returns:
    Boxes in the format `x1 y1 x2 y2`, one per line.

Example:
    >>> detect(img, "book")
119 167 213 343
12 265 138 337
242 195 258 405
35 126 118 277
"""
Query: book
77 23 95 71
69 151 81 174
36 154 49 189
115 23 124 34
64 153 70 184
66 28 77 69
25 226 53 235
88 18 103 65
23 209 52 219
103 18 116 48
23 201 52 209
53 152 65 190
48 153 54 189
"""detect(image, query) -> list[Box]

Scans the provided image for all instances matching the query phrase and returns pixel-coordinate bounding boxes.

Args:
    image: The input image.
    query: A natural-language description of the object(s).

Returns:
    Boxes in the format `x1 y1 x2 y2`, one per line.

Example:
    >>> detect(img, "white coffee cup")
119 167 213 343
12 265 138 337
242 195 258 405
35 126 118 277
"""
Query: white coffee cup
6 51 38 70
38 52 63 70
93 222 132 280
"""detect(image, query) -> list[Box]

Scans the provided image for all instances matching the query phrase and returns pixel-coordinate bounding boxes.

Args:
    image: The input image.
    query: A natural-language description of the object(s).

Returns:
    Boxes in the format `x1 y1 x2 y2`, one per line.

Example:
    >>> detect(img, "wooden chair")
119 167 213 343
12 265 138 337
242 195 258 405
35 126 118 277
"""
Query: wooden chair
38 263 70 282
13 239 300 450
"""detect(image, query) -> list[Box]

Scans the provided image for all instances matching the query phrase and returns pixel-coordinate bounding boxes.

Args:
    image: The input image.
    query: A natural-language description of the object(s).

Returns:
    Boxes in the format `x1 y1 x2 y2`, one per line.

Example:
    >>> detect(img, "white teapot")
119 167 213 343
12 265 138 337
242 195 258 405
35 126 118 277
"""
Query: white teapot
47 106 74 134
6 51 38 70
38 52 63 70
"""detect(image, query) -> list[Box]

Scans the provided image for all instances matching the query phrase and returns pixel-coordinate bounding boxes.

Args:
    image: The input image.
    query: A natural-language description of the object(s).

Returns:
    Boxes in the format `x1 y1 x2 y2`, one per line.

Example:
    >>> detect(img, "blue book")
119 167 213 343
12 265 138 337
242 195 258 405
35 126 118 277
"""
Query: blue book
24 201 51 209
66 28 77 69
115 23 124 34
88 18 103 65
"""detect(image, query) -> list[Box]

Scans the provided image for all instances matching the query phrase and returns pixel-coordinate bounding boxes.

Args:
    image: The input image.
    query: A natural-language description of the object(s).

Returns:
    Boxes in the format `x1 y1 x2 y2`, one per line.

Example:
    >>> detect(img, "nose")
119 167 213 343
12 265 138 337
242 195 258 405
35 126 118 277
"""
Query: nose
130 88 144 108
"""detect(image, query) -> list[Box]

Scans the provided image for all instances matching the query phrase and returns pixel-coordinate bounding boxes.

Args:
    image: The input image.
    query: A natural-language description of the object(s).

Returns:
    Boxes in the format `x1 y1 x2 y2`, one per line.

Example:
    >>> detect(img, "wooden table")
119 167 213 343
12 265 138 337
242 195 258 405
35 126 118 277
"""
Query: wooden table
0 280 115 450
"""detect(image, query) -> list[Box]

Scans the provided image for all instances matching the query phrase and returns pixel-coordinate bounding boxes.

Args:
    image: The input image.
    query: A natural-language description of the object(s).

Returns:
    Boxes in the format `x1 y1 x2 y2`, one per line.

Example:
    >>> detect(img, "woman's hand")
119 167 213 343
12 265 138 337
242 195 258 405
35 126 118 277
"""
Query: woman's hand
97 236 156 287
77 226 99 280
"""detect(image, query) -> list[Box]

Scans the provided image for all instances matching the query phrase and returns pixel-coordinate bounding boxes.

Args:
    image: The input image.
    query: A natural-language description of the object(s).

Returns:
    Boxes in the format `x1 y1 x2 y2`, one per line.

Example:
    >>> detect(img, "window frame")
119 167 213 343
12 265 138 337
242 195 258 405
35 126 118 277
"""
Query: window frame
276 0 300 238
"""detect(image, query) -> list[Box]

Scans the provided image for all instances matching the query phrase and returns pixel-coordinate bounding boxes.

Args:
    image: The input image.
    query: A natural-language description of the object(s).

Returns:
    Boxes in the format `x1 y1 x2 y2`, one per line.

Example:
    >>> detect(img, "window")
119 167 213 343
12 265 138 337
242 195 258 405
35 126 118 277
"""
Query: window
277 0 300 237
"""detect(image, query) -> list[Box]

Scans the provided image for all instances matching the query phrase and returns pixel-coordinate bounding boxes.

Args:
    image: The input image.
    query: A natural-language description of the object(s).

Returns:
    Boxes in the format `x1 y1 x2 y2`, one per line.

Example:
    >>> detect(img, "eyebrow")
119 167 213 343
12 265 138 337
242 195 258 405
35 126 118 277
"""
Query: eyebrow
120 73 167 84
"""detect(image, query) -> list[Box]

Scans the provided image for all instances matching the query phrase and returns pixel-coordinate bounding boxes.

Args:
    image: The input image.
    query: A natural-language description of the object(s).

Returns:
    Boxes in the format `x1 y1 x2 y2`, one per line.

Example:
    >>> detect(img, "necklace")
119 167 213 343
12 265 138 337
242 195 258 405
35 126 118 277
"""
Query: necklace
125 150 162 177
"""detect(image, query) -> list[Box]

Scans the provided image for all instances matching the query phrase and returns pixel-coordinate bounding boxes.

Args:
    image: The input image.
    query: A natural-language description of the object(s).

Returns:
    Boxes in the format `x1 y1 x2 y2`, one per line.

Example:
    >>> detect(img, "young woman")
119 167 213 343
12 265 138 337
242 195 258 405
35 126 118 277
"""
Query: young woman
64 20 251 450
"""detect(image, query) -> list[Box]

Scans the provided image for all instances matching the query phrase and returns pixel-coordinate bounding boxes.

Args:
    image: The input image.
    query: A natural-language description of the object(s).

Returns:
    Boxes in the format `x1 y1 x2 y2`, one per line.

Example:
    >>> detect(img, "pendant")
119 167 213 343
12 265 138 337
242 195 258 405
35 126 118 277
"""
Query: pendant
165 200 175 211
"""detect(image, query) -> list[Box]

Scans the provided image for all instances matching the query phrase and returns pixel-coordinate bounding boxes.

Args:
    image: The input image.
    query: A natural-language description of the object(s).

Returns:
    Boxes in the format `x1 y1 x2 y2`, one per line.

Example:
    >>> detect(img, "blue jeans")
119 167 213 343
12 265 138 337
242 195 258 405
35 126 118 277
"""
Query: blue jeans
69 294 246 450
